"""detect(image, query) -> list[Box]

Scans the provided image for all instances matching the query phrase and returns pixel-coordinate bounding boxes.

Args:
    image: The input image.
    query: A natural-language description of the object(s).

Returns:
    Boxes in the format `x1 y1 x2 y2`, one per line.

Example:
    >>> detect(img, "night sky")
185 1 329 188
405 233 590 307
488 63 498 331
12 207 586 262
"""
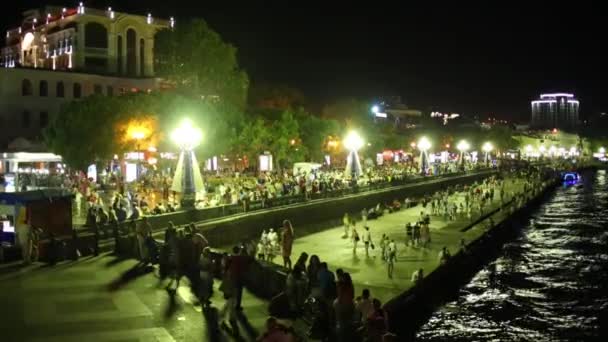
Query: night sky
2 1 606 122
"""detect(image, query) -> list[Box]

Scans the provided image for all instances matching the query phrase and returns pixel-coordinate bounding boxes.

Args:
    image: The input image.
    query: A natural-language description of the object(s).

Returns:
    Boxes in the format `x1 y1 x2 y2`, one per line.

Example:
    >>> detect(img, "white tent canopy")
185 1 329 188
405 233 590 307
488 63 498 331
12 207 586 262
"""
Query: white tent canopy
293 162 322 175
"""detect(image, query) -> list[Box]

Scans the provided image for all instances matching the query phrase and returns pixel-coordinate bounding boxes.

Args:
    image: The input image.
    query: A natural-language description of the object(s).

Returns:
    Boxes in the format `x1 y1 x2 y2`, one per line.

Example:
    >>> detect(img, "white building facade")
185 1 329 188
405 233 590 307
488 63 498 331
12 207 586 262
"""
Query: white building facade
0 4 171 149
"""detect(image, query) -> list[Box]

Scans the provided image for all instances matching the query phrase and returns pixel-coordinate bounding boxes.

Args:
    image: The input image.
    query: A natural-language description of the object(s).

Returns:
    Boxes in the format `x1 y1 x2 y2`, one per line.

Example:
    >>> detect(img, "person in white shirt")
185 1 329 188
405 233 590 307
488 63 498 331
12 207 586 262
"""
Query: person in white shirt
355 288 373 322
387 239 397 278
411 268 424 284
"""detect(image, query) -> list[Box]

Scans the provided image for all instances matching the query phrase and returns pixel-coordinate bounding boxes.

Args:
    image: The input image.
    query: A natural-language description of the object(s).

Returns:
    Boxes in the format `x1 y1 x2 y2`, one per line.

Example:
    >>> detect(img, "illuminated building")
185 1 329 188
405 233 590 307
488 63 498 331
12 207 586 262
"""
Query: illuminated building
531 93 579 130
0 5 171 149
372 96 422 128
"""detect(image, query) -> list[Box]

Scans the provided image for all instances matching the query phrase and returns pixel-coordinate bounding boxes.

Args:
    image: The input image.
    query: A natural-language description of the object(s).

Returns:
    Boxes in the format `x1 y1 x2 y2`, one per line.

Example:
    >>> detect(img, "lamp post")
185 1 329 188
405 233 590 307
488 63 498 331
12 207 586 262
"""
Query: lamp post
344 131 364 180
171 119 202 209
457 140 470 171
132 131 145 179
482 142 493 167
418 136 431 175
549 146 556 159
539 145 546 160
525 145 533 161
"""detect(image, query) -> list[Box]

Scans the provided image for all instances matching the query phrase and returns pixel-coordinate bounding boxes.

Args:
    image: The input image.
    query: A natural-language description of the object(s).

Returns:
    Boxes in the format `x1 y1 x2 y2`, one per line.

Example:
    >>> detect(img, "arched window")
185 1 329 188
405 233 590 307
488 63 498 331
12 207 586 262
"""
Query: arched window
140 38 145 76
56 81 65 98
117 35 123 74
39 80 48 97
94 84 103 95
84 22 108 48
107 85 114 97
126 29 137 76
73 83 82 98
22 79 33 96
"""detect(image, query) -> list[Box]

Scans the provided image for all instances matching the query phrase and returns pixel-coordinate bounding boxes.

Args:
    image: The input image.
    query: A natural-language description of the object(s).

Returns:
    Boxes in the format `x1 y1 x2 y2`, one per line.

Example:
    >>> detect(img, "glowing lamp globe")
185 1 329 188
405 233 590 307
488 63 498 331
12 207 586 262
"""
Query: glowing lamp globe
371 105 380 114
600 147 606 154
171 119 202 150
482 142 493 153
418 137 431 151
457 140 470 152
539 145 546 153
344 131 364 151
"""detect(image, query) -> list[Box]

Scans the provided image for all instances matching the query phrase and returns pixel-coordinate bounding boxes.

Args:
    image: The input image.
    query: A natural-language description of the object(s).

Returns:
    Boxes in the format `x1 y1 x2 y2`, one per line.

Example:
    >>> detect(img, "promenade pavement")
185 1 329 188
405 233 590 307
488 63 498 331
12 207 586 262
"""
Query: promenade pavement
0 255 274 342
275 176 528 303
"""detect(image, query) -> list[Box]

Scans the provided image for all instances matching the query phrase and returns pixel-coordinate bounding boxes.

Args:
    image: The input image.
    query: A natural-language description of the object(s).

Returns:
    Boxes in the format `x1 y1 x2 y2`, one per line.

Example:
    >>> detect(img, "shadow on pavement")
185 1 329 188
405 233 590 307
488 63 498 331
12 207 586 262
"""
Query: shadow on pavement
202 306 222 342
163 288 180 320
106 263 153 292
236 310 258 340
104 256 130 268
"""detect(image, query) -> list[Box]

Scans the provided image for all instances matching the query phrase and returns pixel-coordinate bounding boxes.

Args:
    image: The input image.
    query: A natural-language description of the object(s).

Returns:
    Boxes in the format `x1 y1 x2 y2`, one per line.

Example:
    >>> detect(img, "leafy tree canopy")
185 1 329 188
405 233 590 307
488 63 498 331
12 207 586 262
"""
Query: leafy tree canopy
155 18 249 108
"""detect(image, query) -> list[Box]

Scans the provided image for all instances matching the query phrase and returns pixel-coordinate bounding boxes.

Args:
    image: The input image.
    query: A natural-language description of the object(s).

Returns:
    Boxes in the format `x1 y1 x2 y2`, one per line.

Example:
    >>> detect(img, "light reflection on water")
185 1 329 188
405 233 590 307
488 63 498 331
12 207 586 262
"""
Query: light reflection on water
417 170 608 341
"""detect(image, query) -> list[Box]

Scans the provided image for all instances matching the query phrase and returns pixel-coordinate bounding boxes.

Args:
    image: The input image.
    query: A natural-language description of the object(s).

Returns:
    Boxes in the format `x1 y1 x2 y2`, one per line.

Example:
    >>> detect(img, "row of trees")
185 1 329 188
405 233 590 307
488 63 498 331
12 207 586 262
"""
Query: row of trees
44 18 521 172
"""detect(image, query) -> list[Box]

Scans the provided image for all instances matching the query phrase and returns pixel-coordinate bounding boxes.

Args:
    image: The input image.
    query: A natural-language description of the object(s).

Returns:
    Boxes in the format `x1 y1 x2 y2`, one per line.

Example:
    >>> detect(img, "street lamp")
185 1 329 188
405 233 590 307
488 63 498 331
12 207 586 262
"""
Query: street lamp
539 145 546 157
131 130 146 178
171 119 203 208
344 131 364 179
418 136 431 175
525 145 533 161
457 140 470 171
482 142 493 166
549 145 556 158
600 147 606 154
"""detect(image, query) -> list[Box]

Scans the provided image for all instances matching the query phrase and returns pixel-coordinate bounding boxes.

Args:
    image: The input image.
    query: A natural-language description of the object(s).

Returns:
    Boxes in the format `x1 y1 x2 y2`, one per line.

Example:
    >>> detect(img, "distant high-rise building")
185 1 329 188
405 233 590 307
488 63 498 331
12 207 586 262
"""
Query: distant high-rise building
531 93 579 130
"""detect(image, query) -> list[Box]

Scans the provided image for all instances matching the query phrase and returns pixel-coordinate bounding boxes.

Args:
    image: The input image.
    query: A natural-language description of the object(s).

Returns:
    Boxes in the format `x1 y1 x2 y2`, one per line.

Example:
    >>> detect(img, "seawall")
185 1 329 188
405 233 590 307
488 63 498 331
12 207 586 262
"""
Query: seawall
383 175 560 339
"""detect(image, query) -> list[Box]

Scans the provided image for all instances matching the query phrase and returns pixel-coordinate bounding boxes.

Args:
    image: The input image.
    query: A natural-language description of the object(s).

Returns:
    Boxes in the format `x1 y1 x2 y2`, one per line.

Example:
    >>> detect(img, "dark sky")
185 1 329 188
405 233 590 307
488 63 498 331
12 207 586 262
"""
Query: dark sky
3 1 606 122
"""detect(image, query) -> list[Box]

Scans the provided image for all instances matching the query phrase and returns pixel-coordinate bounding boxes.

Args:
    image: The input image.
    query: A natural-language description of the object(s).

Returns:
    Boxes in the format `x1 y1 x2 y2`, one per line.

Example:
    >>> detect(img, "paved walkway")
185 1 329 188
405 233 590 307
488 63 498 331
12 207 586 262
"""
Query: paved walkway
274 176 528 303
0 255 275 342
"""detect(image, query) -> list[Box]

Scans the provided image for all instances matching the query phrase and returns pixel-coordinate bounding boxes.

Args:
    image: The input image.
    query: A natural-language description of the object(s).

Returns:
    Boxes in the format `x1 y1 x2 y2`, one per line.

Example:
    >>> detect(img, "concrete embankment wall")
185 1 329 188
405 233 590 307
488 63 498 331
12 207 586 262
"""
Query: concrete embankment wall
383 176 560 339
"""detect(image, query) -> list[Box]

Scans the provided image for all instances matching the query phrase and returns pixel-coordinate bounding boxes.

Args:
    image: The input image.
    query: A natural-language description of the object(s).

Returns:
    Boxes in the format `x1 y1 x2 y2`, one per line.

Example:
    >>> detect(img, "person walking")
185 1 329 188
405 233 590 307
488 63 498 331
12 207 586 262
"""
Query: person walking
351 223 360 256
219 253 238 335
362 226 373 257
342 213 350 238
281 220 294 269
136 217 152 263
387 239 397 278
379 234 388 261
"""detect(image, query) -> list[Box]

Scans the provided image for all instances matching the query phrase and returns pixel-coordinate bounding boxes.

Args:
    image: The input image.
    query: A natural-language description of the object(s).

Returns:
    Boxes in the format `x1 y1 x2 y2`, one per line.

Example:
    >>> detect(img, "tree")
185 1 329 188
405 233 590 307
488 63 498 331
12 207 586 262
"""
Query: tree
155 18 249 108
45 91 247 170
249 83 307 111
297 112 341 162
236 118 271 169
270 110 305 170
44 94 157 171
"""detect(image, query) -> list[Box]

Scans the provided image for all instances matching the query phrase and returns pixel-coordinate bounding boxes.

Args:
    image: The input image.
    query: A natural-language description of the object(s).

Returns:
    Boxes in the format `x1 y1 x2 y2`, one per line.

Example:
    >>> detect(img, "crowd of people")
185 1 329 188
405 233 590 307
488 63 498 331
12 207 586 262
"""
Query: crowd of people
270 253 391 341
74 162 474 228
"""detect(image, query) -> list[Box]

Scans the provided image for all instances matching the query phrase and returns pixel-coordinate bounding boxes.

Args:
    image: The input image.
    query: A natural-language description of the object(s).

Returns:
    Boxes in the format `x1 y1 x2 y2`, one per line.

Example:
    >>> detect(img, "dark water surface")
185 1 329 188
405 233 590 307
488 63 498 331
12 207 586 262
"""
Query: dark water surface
417 170 608 341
